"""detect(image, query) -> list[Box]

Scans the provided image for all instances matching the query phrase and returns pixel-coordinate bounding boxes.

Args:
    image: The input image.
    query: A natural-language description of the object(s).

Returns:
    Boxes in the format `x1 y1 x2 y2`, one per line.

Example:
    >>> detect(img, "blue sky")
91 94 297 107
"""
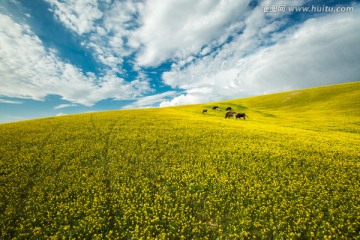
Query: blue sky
0 0 359 123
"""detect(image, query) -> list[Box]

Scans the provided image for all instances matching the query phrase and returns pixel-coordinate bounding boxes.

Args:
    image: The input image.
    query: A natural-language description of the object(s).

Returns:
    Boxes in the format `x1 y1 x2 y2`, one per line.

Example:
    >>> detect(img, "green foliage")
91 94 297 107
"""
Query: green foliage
1 82 359 239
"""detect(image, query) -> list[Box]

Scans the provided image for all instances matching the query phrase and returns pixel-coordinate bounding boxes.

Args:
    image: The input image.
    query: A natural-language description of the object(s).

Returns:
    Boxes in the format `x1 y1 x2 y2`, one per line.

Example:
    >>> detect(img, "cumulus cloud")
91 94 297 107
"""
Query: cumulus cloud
46 0 252 69
160 10 360 106
131 0 250 67
0 13 150 106
46 0 142 70
46 0 102 35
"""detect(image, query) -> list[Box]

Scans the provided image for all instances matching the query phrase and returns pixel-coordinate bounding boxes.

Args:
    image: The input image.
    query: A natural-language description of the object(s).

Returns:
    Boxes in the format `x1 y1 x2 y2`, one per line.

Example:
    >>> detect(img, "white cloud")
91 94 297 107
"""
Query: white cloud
0 99 22 104
123 91 177 109
0 13 150 106
56 112 67 116
54 103 77 109
46 0 142 70
131 0 250 67
160 10 360 106
46 0 102 35
159 89 214 107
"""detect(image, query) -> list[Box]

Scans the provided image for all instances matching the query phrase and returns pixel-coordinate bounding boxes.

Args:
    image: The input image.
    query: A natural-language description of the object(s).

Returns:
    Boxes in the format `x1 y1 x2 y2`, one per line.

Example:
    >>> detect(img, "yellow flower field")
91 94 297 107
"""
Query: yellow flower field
0 82 359 239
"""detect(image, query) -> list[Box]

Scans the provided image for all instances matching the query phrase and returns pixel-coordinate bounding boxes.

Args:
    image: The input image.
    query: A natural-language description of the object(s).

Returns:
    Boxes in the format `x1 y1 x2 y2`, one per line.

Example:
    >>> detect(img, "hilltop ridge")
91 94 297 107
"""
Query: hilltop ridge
239 81 359 112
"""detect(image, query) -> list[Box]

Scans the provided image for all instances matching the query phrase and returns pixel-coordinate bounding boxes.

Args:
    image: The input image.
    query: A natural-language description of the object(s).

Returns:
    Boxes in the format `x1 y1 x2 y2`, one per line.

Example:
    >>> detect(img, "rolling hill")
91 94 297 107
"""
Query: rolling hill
1 81 359 239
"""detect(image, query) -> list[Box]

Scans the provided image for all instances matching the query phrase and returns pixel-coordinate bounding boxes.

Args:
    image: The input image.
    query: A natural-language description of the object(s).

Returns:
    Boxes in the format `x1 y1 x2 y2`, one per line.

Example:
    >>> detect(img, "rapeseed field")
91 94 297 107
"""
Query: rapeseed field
0 82 359 239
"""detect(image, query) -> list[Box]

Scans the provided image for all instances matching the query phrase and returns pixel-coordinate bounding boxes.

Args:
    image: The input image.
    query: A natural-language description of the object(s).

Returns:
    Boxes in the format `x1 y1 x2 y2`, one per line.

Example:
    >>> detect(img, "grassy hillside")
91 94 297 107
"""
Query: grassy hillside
1 82 359 239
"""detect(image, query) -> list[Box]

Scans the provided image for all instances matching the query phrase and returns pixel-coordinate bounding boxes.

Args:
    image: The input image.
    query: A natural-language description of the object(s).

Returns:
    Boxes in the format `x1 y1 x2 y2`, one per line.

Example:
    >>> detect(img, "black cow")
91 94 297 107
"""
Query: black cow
235 113 247 120
202 109 207 114
212 106 219 110
226 107 232 111
225 111 237 119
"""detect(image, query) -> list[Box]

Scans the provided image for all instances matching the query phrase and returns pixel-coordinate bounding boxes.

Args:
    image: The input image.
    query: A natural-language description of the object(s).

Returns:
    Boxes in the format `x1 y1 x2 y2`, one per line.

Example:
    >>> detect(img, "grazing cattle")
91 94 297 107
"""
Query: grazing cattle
226 107 232 111
235 113 247 120
212 106 219 111
225 111 237 119
202 109 207 114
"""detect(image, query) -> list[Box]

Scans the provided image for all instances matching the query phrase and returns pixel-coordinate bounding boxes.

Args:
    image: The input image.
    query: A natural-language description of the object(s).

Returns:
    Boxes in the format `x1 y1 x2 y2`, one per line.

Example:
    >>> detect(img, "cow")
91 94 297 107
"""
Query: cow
226 107 232 111
225 111 237 119
202 109 207 114
235 113 247 120
212 106 219 111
